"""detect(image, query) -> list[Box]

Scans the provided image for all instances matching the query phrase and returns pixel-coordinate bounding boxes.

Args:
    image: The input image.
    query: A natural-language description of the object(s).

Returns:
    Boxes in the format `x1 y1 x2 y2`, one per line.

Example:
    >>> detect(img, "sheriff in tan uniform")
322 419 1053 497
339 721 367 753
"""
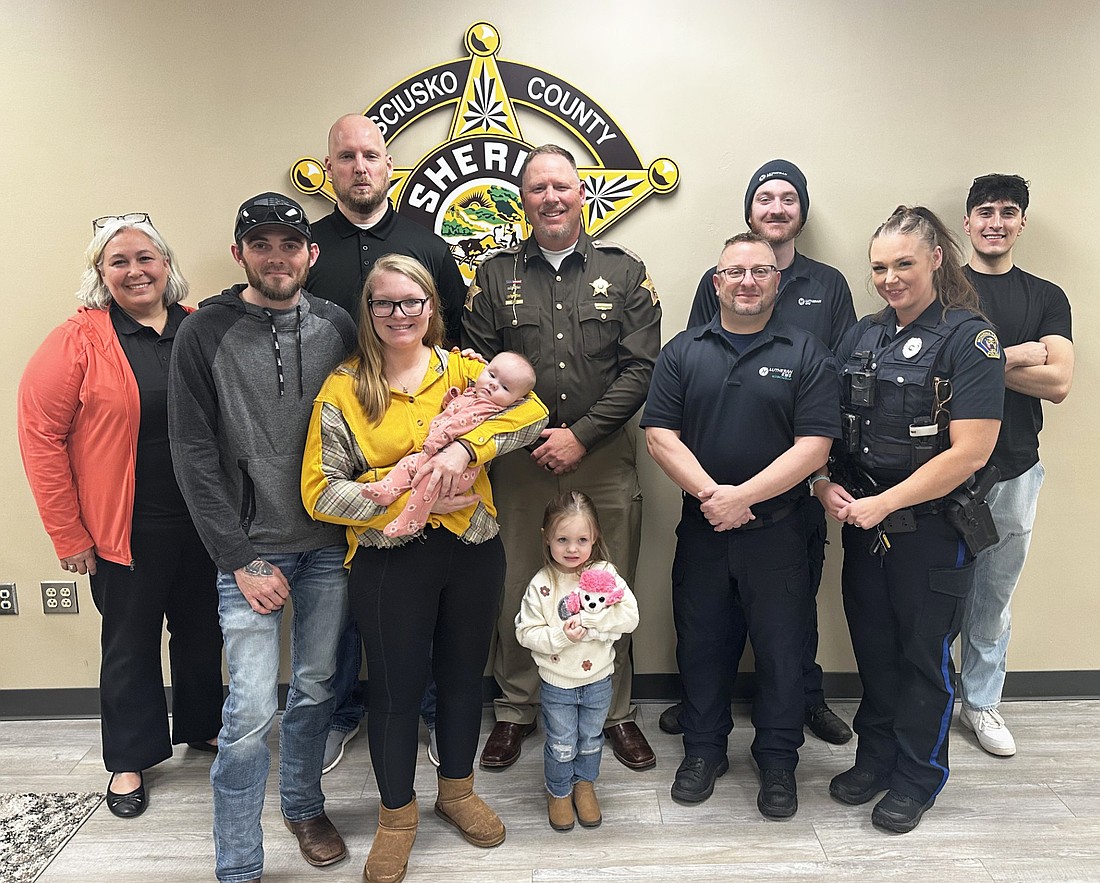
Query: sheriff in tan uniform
462 144 661 771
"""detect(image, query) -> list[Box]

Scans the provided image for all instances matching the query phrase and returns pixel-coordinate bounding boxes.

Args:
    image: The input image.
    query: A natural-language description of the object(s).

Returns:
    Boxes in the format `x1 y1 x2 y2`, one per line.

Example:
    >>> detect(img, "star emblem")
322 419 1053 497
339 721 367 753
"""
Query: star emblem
589 277 611 297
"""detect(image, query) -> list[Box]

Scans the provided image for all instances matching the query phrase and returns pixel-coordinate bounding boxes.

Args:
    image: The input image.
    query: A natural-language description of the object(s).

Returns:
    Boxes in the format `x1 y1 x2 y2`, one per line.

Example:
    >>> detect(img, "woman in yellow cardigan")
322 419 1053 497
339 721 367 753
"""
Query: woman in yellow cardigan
302 254 547 883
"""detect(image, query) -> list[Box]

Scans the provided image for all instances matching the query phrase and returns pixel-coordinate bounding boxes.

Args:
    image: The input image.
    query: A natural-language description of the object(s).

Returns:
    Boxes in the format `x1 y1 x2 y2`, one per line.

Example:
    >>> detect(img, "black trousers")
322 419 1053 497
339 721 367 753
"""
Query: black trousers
800 500 828 706
842 513 974 803
348 529 505 809
89 520 223 772
672 504 811 770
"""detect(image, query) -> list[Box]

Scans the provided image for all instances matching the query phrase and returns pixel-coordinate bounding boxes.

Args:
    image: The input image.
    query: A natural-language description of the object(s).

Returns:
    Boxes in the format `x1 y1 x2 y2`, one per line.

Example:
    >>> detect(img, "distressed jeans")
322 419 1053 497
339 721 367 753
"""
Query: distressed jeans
540 677 613 798
211 545 348 883
959 461 1045 711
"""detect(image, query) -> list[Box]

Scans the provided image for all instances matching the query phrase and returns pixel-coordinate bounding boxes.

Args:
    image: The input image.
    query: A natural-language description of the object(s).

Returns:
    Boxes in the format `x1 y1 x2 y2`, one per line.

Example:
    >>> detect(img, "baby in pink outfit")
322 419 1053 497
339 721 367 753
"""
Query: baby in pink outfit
362 351 537 538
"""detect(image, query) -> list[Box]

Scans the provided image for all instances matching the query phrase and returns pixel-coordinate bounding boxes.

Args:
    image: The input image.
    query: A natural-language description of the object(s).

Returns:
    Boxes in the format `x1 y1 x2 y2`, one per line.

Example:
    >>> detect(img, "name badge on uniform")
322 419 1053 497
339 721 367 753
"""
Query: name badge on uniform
594 302 613 310
902 337 923 359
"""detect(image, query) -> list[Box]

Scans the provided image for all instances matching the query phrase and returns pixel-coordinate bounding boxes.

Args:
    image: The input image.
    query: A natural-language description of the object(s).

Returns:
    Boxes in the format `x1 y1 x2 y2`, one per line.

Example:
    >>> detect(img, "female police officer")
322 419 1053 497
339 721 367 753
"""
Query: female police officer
811 206 1003 834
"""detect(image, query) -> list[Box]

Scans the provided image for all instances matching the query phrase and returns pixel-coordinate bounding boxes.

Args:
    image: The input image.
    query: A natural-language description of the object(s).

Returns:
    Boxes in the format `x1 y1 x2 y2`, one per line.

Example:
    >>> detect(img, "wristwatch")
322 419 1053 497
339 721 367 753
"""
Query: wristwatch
244 559 274 576
808 474 830 496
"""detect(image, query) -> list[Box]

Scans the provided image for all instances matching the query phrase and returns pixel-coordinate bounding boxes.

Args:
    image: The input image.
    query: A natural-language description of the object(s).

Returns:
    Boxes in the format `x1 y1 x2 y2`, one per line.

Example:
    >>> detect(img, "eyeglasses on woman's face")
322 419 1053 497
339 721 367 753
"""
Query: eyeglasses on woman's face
367 297 429 318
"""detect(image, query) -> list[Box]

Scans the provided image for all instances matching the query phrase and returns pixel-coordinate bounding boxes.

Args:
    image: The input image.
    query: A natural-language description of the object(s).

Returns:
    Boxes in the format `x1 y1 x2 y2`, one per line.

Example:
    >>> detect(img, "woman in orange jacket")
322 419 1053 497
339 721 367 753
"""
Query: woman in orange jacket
18 214 223 818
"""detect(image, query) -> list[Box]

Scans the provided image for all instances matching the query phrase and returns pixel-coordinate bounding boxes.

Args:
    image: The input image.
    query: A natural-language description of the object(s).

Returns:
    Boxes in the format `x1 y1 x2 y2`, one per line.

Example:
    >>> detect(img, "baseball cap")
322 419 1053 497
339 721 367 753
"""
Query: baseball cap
234 192 311 242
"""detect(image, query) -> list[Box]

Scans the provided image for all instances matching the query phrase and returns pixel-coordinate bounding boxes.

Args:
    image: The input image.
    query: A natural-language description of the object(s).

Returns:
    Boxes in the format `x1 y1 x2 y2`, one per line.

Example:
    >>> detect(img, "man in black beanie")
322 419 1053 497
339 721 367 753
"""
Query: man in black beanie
664 159 856 746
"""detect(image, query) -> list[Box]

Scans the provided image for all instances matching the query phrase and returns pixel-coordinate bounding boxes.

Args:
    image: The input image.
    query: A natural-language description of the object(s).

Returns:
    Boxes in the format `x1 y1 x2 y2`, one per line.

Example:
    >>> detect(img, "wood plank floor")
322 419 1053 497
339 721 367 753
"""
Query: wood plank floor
3 700 1099 882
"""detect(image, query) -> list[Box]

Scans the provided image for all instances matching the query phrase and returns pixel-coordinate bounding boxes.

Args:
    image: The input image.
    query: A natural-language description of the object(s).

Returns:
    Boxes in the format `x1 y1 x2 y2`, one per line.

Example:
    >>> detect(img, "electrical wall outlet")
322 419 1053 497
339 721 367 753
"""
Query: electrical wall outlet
0 583 17 615
42 581 79 614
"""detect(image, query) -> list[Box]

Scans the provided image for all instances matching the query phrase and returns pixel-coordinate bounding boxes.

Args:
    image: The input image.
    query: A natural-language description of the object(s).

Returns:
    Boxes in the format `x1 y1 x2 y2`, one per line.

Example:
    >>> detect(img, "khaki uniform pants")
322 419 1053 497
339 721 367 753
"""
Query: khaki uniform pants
489 426 642 726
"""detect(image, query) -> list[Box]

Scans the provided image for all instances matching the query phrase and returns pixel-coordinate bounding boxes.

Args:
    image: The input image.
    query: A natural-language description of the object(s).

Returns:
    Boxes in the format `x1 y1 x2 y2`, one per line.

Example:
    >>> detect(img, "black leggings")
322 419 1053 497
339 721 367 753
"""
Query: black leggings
349 529 505 809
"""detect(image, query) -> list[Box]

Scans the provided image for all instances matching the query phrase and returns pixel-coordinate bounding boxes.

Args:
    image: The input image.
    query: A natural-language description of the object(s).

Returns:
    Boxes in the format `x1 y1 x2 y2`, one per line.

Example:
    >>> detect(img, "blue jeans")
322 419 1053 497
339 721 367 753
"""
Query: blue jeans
329 617 366 733
960 461 1045 711
540 677 612 799
211 545 348 883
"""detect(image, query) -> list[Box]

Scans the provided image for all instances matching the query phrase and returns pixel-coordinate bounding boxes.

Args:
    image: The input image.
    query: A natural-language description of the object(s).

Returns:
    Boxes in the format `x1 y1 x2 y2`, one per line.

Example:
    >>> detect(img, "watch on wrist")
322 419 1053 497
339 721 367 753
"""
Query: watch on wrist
244 558 274 576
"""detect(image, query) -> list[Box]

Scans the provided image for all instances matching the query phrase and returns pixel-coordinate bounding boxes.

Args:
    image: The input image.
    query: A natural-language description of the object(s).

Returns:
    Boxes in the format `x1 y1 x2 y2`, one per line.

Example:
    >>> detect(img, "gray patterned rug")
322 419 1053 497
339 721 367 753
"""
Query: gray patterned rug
0 792 102 882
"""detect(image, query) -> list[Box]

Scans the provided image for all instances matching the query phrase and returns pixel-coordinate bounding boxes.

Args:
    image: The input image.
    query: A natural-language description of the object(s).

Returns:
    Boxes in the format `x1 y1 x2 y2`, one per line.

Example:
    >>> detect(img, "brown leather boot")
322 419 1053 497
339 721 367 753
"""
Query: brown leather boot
573 781 602 828
547 792 575 831
434 773 505 847
364 797 418 883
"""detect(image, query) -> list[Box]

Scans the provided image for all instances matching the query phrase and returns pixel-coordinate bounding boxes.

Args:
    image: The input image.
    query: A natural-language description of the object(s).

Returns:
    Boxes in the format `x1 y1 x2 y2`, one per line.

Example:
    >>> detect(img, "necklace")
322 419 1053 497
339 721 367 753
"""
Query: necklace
388 349 430 394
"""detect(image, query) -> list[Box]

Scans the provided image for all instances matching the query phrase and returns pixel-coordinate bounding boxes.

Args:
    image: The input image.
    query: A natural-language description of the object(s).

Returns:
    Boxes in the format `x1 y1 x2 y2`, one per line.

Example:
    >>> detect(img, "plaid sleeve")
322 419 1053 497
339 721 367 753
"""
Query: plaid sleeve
309 402 388 525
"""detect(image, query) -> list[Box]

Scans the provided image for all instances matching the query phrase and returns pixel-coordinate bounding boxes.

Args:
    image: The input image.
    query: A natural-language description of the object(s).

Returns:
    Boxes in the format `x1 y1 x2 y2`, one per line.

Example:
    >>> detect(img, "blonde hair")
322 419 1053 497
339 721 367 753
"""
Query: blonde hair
348 253 445 424
871 205 982 317
540 491 612 584
76 218 188 309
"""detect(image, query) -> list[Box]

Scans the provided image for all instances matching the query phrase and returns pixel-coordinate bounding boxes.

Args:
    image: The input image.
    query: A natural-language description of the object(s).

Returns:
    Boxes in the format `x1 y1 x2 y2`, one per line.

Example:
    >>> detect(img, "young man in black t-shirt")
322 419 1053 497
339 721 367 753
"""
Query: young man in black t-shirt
958 174 1075 757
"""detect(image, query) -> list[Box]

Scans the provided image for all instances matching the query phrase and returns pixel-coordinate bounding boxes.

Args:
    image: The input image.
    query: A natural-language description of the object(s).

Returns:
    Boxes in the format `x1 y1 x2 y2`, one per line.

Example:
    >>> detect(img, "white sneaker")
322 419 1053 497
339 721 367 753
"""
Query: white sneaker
960 705 1016 756
426 726 440 768
322 723 361 774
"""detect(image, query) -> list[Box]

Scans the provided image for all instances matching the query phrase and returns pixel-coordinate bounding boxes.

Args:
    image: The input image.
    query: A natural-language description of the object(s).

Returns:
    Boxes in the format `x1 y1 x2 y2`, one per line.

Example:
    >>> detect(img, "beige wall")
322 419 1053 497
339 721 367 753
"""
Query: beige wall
2 0 1097 690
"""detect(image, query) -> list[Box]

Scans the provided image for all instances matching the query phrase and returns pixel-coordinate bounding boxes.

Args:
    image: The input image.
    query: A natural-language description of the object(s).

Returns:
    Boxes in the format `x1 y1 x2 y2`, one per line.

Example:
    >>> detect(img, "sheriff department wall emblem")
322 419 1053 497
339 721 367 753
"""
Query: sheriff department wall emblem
290 21 679 284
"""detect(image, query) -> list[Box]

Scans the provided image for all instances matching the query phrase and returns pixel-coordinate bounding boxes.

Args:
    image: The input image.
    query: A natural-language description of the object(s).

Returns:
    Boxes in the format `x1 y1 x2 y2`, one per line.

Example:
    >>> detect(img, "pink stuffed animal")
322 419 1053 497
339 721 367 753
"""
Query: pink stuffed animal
557 569 624 620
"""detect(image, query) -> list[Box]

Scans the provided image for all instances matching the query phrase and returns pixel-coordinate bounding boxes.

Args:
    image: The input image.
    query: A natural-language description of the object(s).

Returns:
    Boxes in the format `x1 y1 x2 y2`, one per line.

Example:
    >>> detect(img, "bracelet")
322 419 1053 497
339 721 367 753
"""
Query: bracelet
807 474 830 495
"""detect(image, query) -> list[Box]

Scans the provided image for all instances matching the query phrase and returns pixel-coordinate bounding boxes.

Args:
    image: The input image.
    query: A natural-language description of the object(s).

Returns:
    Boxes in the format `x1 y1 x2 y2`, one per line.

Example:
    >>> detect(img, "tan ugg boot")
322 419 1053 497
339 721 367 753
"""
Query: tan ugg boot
434 773 506 847
364 797 418 883
572 781 602 827
547 792 575 831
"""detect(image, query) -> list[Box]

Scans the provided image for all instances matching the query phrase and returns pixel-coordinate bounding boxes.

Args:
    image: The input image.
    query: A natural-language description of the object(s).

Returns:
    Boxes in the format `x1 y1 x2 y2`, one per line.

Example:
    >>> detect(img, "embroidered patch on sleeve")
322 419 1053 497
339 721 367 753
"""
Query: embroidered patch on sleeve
640 274 659 306
974 329 1002 359
464 282 482 311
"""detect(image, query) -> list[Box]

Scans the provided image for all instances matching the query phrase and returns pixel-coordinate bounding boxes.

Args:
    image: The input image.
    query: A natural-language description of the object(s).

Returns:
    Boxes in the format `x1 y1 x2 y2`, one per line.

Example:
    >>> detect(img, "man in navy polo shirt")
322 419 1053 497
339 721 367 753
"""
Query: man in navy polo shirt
643 232 839 818
667 159 856 746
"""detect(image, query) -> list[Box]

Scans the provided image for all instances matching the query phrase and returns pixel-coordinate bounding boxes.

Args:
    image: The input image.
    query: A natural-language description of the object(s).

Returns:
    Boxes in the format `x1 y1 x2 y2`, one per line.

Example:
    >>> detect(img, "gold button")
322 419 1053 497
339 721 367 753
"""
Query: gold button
556 332 563 339
558 361 565 369
560 393 567 400
512 319 518 326
601 312 607 319
555 303 562 310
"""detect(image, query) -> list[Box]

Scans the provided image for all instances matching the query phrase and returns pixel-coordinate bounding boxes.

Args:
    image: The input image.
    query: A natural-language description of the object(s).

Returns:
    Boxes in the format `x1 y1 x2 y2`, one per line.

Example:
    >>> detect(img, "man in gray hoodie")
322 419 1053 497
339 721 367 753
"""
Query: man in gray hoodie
169 192 357 883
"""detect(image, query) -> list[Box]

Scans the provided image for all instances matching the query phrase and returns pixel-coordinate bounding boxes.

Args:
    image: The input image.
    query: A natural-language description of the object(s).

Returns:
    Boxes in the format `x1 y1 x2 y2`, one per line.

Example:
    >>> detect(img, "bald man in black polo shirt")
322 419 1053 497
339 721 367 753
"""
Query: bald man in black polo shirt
642 232 839 819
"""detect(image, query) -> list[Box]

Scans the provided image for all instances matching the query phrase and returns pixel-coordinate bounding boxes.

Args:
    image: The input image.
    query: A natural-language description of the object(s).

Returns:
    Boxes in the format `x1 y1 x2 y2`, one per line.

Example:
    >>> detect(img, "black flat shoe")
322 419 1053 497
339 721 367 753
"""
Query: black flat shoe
106 773 147 819
187 740 219 754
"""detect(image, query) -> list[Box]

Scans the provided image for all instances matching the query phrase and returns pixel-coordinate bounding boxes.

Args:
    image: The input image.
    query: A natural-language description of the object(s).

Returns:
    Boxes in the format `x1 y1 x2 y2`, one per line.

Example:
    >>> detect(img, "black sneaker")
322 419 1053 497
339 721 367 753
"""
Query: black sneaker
829 766 891 805
658 703 684 735
805 703 853 744
670 755 729 804
757 768 797 819
871 790 934 834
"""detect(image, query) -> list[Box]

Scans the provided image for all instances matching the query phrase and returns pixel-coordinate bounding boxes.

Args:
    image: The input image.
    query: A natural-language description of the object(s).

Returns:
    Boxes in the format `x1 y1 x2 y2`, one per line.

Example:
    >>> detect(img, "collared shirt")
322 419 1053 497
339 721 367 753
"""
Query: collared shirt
835 300 1004 486
110 302 190 523
307 202 466 342
687 250 855 349
462 229 662 450
642 312 840 512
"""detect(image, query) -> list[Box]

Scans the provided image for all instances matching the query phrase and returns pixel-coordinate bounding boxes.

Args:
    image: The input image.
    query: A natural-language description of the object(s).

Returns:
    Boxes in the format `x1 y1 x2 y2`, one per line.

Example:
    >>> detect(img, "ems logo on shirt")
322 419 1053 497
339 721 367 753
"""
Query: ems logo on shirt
289 21 679 285
974 329 1002 359
759 366 794 381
